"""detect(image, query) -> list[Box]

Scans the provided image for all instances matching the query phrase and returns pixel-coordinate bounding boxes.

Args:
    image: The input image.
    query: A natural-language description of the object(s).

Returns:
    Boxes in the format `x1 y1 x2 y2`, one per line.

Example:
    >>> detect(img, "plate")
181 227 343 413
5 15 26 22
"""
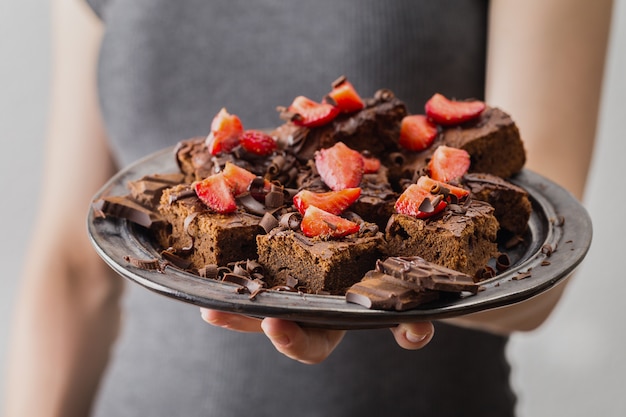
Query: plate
88 146 592 329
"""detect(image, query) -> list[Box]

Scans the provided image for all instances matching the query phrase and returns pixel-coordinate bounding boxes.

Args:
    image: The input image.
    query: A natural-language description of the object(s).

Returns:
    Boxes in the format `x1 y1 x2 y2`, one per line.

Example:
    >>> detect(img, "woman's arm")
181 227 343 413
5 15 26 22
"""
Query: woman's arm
3 1 123 416
446 0 613 334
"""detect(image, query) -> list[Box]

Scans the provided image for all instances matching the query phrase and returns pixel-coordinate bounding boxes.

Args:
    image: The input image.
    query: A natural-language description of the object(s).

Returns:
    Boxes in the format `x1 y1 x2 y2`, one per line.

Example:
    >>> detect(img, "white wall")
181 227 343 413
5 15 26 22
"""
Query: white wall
1 1 624 415
0 0 49 408
508 1 626 416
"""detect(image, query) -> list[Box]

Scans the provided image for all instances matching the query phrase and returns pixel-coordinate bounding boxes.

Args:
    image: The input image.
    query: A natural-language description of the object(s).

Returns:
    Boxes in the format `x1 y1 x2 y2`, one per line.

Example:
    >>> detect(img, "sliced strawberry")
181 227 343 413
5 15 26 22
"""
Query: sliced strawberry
315 142 364 191
325 79 365 113
239 129 277 156
395 184 447 219
398 114 438 151
288 95 340 128
221 162 257 196
428 146 471 183
416 176 469 202
362 154 381 173
293 187 361 215
300 205 361 238
425 93 486 126
206 108 244 155
194 173 237 214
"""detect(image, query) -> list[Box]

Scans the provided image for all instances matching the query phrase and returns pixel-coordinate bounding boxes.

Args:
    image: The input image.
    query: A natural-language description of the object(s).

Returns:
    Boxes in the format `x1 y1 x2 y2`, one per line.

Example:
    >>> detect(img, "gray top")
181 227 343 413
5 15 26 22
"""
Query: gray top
86 1 515 416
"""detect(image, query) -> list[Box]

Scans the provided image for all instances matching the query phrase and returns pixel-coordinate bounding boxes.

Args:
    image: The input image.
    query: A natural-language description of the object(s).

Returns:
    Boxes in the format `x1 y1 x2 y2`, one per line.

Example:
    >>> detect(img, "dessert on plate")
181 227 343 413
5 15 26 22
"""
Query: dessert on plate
93 76 531 309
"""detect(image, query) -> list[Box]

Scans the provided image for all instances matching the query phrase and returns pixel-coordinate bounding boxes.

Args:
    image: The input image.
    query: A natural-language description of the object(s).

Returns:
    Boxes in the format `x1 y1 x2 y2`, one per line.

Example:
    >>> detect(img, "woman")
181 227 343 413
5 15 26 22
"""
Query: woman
3 0 612 416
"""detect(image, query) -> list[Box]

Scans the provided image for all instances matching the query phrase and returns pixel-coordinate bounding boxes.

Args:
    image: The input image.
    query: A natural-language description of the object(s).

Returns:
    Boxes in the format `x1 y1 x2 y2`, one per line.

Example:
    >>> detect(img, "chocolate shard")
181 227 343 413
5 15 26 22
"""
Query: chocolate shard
127 173 185 206
92 195 164 228
346 274 439 311
377 257 480 294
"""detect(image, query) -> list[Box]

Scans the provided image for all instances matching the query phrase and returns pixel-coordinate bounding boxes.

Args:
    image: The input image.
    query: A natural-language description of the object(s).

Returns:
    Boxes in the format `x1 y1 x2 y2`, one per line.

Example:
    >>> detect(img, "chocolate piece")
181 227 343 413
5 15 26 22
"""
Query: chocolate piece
346 276 439 311
127 173 185 206
376 257 480 294
92 195 164 228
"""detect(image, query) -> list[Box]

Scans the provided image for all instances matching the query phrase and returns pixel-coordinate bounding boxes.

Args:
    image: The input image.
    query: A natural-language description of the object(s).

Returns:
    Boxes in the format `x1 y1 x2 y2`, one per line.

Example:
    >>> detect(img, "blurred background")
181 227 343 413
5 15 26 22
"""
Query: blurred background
1 1 624 415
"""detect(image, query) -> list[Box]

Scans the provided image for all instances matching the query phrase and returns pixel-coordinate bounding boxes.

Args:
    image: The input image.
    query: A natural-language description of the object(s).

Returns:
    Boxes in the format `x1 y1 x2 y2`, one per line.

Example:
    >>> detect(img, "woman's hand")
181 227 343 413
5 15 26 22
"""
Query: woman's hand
201 309 434 364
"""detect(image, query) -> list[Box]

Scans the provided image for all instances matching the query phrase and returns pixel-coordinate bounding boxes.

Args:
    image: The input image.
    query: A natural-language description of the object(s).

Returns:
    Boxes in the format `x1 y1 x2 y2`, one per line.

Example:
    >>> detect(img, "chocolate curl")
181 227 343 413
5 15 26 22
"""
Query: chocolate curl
265 187 285 209
388 152 406 167
237 193 267 216
279 212 302 230
124 255 165 273
259 212 279 233
197 264 219 279
245 259 265 275
496 253 511 271
160 249 193 270
267 154 288 178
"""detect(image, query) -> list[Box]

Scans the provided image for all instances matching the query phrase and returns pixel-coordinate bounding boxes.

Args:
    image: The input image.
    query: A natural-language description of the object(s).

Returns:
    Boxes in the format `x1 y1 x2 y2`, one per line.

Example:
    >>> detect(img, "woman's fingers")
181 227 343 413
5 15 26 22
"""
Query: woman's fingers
260 317 346 365
200 308 263 333
201 309 433 361
390 321 435 350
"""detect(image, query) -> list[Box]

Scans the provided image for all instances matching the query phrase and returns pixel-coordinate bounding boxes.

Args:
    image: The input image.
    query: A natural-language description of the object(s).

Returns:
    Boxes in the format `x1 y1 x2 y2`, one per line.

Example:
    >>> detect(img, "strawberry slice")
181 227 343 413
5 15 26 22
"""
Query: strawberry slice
194 173 237 214
398 114 438 151
206 108 244 155
362 154 381 173
293 187 362 215
221 162 257 196
239 129 277 156
416 176 469 202
395 184 447 219
425 93 486 126
300 205 361 238
315 142 364 191
288 95 340 128
428 146 471 183
325 78 365 113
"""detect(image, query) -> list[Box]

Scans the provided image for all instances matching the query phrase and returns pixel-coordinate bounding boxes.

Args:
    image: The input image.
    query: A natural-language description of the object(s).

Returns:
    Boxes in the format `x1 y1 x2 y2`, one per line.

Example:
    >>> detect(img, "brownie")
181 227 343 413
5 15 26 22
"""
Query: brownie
463 172 532 235
442 107 526 178
392 107 526 184
384 199 499 276
158 184 264 267
257 226 384 295
276 89 407 163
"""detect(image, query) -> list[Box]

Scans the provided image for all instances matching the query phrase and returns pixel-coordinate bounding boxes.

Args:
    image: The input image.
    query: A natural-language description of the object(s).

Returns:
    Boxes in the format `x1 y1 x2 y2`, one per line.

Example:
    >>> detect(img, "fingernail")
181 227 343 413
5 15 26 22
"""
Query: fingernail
406 331 428 344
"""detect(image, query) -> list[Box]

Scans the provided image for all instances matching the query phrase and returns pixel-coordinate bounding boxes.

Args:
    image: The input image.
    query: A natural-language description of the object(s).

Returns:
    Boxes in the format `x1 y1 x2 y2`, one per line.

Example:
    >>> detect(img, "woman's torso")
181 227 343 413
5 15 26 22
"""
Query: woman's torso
86 1 515 416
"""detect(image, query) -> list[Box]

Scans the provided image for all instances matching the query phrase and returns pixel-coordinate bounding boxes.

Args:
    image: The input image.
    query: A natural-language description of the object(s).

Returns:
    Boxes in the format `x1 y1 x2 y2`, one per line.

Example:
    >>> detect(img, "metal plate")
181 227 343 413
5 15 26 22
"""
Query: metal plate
87 146 592 329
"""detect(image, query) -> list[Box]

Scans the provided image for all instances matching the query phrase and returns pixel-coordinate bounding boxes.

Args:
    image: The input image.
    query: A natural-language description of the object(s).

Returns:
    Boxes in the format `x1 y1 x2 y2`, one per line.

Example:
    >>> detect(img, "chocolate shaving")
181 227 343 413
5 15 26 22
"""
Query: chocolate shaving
197 264 219 279
331 74 348 88
168 186 196 204
474 265 496 281
124 255 165 273
496 253 511 271
259 212 279 233
160 249 193 269
513 271 532 280
279 212 302 230
505 235 524 249
265 189 284 208
388 152 406 166
237 193 267 216
541 244 556 257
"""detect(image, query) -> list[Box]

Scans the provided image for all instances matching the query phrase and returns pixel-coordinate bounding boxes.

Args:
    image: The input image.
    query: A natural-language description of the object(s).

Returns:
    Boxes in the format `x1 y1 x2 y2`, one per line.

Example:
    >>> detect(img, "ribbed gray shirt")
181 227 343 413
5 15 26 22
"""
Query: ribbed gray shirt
86 1 515 416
